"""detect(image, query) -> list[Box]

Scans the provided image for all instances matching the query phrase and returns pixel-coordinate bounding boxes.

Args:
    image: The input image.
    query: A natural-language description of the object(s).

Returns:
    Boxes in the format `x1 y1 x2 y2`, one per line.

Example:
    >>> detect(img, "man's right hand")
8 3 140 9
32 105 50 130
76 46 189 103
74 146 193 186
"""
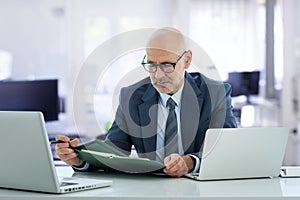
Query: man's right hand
55 135 84 167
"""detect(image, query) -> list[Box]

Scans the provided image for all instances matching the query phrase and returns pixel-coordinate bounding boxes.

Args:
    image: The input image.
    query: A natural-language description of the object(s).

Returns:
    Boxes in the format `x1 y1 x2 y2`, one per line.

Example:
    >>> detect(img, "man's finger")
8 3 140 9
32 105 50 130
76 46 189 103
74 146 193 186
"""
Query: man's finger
56 147 74 155
164 155 180 170
69 138 79 147
55 135 70 142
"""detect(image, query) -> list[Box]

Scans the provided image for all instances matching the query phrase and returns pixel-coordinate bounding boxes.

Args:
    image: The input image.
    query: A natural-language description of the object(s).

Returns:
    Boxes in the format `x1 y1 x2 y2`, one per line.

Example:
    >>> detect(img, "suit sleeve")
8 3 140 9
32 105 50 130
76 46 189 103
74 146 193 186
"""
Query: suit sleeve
209 82 237 128
104 88 133 155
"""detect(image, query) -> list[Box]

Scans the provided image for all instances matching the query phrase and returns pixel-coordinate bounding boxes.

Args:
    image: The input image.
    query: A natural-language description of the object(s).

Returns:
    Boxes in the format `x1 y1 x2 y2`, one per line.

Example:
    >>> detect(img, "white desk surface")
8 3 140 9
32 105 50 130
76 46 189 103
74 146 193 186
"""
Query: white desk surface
1 166 300 200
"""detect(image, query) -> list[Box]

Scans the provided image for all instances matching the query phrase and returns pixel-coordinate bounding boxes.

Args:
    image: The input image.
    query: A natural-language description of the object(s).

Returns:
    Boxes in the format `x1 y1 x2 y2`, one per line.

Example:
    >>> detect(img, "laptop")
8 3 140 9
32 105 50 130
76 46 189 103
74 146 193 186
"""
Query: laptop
185 127 289 181
0 111 112 193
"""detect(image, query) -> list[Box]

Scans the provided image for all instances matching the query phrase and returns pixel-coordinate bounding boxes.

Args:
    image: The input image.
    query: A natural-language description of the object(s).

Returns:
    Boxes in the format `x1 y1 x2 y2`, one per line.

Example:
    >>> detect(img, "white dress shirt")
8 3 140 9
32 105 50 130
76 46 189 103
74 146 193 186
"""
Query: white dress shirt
156 84 200 173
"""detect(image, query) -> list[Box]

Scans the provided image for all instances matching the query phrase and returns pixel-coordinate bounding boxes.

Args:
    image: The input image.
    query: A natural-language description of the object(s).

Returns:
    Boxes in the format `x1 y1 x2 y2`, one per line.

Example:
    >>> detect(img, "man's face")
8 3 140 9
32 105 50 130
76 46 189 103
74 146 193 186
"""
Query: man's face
146 49 188 94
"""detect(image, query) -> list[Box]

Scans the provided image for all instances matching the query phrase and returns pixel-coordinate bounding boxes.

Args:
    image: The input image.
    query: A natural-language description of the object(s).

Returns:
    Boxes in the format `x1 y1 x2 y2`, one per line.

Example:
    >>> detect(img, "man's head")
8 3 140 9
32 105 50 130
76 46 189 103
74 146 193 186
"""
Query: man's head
143 27 192 95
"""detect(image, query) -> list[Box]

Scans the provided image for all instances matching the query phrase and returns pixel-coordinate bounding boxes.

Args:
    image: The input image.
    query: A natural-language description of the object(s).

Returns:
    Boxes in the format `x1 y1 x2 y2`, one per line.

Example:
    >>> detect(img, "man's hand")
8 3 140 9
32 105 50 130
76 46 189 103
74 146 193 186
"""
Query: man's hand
163 153 195 177
55 135 84 166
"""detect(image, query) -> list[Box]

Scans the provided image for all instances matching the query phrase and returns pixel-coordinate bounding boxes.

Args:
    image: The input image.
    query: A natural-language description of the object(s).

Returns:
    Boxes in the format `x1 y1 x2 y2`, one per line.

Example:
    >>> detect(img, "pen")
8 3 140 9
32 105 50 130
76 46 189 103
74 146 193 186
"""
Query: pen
49 140 75 150
50 140 68 145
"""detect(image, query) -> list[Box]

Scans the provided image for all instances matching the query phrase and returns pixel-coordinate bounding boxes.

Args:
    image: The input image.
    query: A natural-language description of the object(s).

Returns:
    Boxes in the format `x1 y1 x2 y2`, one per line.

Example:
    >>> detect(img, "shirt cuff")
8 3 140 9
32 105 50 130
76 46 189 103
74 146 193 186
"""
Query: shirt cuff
188 154 200 173
72 162 90 171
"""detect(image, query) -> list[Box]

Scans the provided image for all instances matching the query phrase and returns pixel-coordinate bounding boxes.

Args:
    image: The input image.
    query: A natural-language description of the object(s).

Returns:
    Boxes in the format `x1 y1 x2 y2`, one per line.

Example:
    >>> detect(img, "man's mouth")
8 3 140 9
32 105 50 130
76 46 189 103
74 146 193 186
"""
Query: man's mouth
155 82 169 87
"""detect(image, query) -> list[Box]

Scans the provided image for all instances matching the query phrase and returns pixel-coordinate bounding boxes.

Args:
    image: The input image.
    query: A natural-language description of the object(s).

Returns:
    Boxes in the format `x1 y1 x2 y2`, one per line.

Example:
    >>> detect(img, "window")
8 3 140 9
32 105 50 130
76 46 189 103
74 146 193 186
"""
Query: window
189 0 266 80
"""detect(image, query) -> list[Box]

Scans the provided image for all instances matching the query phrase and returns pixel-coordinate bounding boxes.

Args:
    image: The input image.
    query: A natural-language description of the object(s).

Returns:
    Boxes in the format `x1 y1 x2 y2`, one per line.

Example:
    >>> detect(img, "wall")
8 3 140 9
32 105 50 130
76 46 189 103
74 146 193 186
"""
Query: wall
0 0 68 92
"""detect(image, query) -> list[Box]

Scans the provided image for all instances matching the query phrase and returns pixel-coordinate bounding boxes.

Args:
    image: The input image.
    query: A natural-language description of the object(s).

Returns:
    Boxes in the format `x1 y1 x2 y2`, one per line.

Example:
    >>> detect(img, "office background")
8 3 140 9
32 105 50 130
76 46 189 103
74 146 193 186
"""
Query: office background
0 0 300 165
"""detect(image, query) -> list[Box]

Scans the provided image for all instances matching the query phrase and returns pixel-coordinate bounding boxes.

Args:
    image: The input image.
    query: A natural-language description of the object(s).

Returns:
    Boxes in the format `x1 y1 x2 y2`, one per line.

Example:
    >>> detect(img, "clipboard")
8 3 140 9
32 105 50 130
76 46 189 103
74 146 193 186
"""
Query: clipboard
74 139 165 173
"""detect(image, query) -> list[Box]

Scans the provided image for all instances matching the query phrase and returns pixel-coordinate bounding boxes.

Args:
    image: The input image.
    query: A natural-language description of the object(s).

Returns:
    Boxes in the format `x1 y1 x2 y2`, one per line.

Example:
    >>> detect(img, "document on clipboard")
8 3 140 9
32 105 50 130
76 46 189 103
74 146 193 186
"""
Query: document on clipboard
74 139 165 173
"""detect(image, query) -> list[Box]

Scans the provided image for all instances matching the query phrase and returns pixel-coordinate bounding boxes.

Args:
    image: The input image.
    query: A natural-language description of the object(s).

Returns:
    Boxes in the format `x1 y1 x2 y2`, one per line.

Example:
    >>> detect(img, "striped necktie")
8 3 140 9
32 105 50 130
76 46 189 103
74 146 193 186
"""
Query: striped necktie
164 97 178 157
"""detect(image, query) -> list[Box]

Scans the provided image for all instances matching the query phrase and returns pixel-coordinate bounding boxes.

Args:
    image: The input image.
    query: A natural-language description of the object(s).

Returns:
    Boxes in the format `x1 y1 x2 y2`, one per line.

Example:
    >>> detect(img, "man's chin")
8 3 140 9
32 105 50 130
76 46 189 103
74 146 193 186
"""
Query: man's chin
154 85 172 94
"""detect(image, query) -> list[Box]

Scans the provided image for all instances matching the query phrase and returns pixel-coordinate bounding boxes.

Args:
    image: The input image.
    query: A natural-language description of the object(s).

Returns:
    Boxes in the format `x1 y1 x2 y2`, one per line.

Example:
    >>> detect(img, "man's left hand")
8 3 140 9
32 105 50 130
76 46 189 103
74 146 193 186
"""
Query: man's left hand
163 154 195 177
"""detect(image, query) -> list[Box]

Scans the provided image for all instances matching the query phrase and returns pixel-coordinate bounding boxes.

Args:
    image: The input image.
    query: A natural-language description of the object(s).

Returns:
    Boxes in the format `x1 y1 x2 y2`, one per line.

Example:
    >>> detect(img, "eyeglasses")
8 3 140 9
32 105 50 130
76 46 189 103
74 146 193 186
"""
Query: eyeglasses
141 51 187 73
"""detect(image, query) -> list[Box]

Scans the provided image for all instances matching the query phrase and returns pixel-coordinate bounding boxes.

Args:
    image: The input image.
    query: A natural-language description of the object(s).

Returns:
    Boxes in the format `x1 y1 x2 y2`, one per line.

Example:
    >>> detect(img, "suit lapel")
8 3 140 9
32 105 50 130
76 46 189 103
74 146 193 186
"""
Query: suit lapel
138 84 158 160
180 73 204 153
136 73 205 158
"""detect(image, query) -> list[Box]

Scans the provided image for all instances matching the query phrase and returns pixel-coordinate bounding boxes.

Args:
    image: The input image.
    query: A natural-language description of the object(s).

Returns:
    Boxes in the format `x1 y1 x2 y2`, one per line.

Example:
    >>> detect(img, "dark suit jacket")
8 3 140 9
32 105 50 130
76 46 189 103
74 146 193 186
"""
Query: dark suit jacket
104 72 237 161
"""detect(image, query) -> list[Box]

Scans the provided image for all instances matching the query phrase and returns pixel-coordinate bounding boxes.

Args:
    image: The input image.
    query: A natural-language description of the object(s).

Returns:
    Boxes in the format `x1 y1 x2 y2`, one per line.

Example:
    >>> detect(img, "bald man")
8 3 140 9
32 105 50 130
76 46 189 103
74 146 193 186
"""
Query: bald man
56 27 237 177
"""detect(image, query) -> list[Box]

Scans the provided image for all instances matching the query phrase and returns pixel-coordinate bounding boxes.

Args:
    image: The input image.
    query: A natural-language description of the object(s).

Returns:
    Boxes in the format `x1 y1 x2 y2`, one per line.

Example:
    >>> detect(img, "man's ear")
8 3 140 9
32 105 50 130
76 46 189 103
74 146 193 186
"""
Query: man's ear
184 50 192 69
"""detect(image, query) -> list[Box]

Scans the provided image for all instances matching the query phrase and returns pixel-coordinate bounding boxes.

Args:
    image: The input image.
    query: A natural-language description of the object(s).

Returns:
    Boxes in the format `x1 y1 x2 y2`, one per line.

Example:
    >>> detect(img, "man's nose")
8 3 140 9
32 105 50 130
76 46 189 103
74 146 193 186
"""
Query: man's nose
154 65 165 79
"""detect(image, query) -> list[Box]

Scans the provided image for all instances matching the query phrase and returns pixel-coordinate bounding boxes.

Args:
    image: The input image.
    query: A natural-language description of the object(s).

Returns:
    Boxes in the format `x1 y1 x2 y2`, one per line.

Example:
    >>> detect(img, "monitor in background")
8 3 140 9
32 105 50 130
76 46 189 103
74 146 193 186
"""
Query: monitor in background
226 71 260 104
0 79 59 121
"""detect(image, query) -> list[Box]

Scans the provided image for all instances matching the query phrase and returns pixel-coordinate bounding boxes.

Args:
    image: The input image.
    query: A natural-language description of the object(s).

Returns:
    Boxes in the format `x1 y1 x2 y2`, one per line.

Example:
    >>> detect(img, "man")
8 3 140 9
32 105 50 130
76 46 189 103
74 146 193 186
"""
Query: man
56 27 237 177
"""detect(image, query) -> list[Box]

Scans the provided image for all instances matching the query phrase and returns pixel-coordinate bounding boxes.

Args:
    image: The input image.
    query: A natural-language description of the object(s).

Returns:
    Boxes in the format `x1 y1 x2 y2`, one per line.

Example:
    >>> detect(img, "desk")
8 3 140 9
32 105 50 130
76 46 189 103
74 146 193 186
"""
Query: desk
1 166 300 200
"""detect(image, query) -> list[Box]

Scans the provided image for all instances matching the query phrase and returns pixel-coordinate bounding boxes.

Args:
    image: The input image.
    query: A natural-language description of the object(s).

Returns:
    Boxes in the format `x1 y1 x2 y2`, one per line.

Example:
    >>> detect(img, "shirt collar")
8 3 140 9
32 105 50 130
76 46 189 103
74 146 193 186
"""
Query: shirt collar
159 84 184 108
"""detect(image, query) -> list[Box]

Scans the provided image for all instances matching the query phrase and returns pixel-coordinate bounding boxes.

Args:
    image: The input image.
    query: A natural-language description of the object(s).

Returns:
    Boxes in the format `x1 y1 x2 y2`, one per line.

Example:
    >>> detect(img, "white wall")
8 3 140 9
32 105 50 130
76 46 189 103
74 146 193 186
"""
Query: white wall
0 0 67 78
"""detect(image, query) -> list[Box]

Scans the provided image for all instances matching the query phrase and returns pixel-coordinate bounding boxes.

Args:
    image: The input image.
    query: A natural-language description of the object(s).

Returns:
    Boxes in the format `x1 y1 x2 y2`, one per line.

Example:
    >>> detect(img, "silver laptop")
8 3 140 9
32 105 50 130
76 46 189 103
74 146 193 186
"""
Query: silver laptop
185 127 289 181
0 111 112 193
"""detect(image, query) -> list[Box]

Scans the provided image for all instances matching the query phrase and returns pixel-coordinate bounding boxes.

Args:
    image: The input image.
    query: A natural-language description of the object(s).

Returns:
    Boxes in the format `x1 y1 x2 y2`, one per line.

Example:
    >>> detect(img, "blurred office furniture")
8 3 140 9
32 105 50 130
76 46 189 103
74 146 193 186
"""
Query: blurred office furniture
225 71 263 127
0 79 59 121
226 71 260 104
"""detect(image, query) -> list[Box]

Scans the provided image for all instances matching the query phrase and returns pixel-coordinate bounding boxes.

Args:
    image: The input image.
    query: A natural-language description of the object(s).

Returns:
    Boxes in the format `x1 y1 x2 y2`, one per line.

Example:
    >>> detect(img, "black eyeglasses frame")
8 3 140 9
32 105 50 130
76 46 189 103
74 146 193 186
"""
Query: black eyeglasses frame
141 51 187 73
